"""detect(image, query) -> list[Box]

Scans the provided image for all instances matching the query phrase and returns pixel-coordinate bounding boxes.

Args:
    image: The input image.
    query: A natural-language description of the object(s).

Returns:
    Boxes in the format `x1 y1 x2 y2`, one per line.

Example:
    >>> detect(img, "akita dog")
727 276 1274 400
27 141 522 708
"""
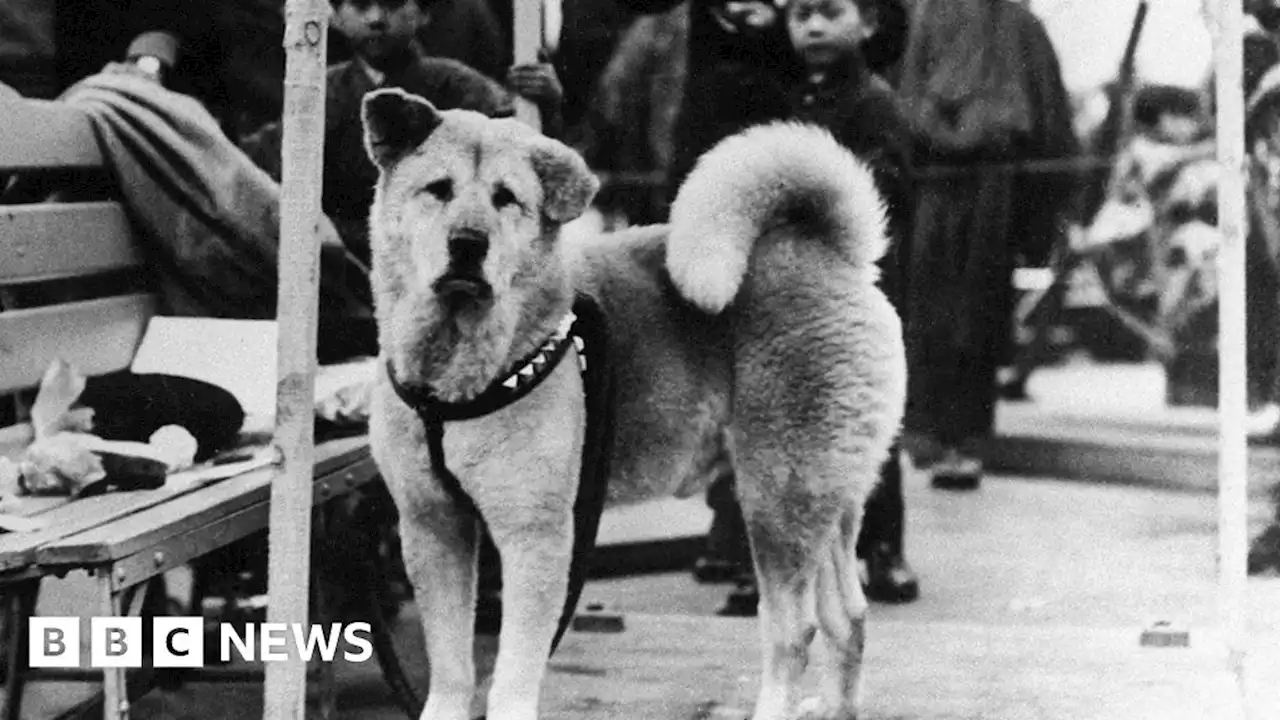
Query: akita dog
362 87 905 720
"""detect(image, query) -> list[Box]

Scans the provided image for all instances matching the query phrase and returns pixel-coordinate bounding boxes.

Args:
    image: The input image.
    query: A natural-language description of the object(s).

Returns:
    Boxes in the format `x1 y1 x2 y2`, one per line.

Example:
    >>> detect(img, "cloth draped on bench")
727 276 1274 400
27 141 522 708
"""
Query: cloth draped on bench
55 68 376 359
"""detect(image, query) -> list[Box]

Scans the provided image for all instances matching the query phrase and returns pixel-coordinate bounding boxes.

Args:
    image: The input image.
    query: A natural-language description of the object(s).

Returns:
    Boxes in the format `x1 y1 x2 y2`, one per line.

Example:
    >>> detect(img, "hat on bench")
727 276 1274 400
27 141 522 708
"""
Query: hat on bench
79 371 245 463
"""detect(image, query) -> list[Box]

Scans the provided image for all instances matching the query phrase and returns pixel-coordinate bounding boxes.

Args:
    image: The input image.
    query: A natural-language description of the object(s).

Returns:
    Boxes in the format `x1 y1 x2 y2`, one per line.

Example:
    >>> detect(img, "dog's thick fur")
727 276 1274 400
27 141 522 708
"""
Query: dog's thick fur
362 88 905 720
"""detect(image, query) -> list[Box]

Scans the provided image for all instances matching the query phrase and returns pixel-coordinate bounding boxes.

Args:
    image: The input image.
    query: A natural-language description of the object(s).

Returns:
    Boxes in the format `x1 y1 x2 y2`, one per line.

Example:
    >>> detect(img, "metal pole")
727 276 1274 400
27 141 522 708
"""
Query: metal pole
265 1 328 718
1211 0 1248 690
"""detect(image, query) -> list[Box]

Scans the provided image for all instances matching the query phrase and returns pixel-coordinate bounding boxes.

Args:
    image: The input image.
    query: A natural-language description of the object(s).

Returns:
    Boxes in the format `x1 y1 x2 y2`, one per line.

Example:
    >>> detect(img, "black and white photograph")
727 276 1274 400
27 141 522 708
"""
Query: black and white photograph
0 0 1278 718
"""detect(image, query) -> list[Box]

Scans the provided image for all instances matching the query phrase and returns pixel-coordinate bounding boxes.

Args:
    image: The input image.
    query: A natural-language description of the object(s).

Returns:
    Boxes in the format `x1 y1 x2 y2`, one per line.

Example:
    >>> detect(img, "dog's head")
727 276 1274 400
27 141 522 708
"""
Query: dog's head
360 89 598 397
361 89 597 311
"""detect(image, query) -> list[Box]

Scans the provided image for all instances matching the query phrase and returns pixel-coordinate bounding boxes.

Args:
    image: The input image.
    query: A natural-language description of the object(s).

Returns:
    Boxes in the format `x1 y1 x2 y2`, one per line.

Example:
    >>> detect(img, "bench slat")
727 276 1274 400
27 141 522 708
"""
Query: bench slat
0 437 368 574
38 438 373 567
0 100 102 171
0 294 155 395
0 462 220 572
0 203 141 283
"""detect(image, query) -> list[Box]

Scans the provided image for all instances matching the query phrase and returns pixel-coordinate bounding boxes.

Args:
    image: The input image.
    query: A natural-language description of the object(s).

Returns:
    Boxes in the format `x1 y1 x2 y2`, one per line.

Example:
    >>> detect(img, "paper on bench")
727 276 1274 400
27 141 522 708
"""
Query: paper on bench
129 318 378 423
130 317 279 419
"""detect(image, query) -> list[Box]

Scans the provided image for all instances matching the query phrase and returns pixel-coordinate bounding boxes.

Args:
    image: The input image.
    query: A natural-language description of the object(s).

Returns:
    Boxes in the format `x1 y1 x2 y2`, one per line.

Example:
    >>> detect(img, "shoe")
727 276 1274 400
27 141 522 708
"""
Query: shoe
716 575 759 617
930 448 982 490
862 544 920 604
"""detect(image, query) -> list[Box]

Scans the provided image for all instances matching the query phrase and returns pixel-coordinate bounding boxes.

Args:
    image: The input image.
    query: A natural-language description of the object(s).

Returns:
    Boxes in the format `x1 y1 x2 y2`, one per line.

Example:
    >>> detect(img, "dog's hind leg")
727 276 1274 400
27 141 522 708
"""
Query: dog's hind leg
813 505 868 720
749 553 820 720
399 506 481 720
736 471 832 720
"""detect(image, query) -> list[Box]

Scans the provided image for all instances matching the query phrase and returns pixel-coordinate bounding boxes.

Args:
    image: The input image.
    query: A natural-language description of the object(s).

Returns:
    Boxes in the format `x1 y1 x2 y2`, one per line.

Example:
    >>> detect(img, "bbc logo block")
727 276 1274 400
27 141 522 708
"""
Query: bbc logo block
152 617 205 667
90 616 143 667
29 617 80 668
29 617 372 667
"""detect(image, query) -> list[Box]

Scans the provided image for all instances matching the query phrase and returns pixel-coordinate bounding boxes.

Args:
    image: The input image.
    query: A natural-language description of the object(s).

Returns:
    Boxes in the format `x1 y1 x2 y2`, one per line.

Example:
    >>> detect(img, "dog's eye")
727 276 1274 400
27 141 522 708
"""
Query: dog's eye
492 185 520 209
421 179 453 202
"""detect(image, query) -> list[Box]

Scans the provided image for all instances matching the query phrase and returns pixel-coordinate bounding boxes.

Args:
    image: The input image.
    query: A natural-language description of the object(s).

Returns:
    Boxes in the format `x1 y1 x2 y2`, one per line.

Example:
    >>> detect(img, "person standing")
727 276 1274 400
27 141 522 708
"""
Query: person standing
621 0 920 612
898 0 1080 490
782 0 919 604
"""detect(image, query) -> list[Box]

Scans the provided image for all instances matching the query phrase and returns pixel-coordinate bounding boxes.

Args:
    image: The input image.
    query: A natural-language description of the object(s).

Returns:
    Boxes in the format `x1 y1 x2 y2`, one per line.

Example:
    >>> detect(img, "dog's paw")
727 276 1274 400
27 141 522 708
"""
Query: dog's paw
796 696 859 720
795 696 828 720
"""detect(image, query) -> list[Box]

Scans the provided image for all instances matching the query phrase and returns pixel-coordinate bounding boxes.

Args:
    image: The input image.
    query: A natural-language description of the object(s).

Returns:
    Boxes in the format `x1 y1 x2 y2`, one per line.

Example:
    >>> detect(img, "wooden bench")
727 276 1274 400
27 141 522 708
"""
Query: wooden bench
0 97 382 720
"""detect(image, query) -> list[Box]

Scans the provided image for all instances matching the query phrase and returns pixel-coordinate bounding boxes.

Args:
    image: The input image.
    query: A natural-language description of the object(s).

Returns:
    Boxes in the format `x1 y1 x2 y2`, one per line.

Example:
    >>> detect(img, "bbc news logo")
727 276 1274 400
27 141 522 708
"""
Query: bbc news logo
30 617 373 668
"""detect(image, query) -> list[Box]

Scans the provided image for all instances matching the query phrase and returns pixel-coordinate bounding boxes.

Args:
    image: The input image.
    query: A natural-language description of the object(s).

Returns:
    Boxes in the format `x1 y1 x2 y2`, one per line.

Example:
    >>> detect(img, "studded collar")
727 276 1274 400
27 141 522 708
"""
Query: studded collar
385 309 585 424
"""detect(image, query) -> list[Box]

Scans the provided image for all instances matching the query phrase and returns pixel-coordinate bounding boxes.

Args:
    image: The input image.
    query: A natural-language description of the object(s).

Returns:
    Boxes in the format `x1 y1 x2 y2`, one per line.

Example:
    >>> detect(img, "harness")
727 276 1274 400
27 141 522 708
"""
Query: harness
385 293 614 655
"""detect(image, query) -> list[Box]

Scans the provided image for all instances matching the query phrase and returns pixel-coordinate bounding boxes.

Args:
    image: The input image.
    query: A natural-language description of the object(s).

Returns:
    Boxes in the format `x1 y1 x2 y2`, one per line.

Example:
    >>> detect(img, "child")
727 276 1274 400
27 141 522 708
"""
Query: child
711 0 918 617
241 0 564 267
791 0 921 601
784 0 914 255
790 0 919 603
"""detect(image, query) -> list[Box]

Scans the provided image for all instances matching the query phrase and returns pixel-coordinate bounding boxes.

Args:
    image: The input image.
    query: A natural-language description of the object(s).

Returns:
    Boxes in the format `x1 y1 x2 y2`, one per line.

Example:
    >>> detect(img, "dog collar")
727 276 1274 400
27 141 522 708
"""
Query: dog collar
385 309 583 423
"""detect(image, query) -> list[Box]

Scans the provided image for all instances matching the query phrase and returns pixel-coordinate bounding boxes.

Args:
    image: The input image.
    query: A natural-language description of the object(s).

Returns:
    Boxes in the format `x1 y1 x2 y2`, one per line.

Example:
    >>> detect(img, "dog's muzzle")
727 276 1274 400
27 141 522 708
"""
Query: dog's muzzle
434 229 493 301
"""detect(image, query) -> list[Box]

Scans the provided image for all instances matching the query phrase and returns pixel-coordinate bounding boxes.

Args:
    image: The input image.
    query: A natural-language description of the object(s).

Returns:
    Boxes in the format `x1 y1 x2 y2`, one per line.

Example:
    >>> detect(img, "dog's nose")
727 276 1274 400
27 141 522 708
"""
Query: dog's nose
448 230 489 265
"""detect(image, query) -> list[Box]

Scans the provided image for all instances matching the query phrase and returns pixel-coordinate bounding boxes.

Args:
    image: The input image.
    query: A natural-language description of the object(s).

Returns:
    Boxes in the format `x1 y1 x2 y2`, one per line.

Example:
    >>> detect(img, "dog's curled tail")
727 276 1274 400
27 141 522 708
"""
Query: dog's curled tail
665 122 890 314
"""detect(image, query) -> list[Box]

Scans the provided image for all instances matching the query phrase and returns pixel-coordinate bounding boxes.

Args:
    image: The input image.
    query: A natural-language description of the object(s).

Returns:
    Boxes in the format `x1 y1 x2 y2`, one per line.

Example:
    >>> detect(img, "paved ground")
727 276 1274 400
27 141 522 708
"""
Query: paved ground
13 359 1280 718
19 461 1280 719
989 360 1280 495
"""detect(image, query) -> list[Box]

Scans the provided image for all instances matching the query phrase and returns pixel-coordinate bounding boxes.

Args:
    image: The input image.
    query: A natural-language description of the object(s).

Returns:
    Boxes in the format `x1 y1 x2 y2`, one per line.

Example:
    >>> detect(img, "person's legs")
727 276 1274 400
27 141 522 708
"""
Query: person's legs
904 177 968 468
1248 250 1280 572
1250 482 1280 574
1000 236 1077 400
927 343 989 489
693 469 752 583
856 444 919 603
924 168 1017 489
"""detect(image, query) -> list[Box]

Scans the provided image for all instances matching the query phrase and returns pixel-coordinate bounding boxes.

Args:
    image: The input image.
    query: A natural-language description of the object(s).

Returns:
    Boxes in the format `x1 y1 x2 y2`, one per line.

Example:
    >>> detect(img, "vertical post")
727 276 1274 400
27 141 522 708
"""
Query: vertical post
265 1 328 719
513 0 543 131
98 572 126 720
1211 0 1248 688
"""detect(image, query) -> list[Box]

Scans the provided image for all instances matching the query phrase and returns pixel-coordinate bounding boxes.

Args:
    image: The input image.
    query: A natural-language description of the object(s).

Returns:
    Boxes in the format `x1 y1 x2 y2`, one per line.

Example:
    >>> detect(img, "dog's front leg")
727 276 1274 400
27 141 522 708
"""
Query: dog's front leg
483 510 574 720
400 504 480 720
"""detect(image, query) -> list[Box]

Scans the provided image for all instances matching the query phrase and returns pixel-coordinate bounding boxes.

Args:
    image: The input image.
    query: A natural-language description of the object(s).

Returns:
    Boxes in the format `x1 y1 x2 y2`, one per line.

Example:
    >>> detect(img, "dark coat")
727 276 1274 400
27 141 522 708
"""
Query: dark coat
785 53 915 307
616 0 796 194
898 0 1080 444
620 0 907 197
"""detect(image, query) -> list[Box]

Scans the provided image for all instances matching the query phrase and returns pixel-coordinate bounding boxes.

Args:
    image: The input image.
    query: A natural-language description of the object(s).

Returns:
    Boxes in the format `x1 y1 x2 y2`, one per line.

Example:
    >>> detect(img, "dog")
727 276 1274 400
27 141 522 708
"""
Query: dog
361 87 905 720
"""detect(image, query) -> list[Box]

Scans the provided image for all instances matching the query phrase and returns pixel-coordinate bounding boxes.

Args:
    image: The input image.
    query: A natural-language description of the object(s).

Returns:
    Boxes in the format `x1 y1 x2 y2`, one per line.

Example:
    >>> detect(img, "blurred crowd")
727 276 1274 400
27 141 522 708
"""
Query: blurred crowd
4 0 1280 610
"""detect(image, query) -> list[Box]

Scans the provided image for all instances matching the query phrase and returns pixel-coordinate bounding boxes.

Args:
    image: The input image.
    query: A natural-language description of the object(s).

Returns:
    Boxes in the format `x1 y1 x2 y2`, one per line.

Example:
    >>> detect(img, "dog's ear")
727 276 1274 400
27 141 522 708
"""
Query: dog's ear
361 88 443 170
528 138 599 224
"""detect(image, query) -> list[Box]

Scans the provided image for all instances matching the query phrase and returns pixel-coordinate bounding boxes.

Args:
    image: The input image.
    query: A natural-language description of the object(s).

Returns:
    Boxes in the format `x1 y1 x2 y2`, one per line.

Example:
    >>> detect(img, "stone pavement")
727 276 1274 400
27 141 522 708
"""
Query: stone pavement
991 359 1280 497
15 360 1280 718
